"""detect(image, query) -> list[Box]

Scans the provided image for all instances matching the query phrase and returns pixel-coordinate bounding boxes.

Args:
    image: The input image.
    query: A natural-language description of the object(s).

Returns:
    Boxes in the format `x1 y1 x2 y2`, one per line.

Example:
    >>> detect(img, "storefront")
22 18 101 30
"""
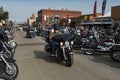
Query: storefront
111 6 120 27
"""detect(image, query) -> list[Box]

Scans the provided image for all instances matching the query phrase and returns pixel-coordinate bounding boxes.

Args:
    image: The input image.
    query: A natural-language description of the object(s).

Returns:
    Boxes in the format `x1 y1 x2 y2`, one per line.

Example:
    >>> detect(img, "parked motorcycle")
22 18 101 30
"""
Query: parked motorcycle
0 52 18 79
45 33 74 67
0 28 17 49
73 31 115 55
0 41 15 58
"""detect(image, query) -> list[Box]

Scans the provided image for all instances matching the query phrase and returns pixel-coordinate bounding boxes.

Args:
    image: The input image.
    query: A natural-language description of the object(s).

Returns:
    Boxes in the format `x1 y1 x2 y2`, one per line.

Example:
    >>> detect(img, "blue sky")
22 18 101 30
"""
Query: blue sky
0 0 120 22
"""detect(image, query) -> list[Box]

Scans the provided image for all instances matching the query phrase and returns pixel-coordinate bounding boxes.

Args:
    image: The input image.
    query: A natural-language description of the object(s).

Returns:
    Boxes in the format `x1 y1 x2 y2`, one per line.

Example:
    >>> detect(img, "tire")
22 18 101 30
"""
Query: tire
9 48 15 58
14 42 17 49
5 62 18 79
110 51 120 62
9 41 17 49
56 50 62 63
65 54 73 67
0 74 12 80
10 48 15 54
84 49 95 55
11 42 17 49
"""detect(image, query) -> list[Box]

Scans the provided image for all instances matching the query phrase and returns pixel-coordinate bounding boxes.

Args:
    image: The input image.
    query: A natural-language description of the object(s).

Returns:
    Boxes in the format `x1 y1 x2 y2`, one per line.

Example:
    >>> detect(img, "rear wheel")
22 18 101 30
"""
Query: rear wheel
110 51 120 62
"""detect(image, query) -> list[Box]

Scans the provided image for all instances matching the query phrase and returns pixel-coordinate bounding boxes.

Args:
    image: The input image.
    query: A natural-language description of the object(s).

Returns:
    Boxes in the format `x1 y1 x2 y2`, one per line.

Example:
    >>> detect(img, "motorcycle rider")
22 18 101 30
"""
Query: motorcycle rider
49 24 61 56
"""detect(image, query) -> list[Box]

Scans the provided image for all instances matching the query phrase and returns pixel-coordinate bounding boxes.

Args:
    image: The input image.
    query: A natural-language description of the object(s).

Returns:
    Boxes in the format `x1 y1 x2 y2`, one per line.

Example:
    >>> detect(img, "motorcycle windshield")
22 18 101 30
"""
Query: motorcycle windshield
52 33 74 42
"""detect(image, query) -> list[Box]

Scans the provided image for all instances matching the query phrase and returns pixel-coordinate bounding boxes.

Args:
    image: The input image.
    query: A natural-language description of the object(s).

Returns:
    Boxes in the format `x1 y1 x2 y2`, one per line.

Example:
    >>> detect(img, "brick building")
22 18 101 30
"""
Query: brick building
37 8 81 27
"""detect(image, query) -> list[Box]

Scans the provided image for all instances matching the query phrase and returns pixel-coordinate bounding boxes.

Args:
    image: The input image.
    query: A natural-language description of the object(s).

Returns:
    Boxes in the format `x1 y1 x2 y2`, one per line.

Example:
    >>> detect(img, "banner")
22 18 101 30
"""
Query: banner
102 0 107 16
93 0 97 18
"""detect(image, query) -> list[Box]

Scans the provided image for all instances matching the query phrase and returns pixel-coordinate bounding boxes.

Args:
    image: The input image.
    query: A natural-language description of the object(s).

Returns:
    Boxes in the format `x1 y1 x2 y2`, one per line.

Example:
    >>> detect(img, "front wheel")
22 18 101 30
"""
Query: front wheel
65 54 73 67
110 51 120 62
5 62 18 79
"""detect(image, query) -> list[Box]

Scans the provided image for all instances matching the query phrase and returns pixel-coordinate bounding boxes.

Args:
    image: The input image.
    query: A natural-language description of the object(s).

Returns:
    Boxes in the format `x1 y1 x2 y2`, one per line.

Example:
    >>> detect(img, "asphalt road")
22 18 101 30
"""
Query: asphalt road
14 30 120 80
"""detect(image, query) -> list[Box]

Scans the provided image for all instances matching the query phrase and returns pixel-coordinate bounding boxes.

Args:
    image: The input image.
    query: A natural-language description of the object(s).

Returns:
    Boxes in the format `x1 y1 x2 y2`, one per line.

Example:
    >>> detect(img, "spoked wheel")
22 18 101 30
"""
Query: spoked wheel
110 51 120 62
5 62 18 79
84 49 95 55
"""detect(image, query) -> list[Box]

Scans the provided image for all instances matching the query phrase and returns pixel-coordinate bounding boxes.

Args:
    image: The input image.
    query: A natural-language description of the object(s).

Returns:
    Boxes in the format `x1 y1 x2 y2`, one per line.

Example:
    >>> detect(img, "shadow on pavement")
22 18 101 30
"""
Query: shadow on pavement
91 54 120 68
18 43 46 46
34 50 65 66
74 50 120 68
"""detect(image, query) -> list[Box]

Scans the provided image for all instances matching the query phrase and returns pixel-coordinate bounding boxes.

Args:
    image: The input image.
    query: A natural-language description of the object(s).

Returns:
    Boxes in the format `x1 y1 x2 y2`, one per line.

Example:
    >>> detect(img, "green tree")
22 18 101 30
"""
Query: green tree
0 7 9 21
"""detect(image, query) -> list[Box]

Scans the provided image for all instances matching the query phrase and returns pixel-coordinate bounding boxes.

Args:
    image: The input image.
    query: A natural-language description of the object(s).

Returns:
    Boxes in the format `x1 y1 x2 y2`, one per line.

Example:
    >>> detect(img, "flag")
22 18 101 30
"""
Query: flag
102 0 107 16
93 0 97 18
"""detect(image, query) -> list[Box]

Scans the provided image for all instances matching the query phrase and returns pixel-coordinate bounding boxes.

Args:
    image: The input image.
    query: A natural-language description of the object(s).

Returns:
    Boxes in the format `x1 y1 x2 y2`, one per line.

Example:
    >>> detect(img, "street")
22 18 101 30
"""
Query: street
15 30 120 80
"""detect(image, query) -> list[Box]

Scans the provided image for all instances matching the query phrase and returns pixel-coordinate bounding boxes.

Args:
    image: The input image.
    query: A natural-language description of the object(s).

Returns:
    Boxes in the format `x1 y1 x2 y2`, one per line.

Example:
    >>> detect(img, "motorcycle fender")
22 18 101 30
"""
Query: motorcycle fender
5 58 16 62
65 48 72 54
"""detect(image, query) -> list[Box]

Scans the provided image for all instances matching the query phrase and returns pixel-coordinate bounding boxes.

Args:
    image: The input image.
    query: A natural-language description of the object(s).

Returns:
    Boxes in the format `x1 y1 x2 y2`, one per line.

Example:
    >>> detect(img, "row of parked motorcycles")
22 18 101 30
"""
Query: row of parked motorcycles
0 27 18 80
73 29 120 62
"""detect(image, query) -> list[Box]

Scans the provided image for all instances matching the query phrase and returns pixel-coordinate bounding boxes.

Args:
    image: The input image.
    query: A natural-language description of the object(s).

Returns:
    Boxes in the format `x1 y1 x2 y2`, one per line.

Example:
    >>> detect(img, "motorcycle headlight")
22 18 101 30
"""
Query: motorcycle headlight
89 36 93 39
60 42 63 46
60 42 63 48
78 33 81 35
65 41 69 46
71 41 74 45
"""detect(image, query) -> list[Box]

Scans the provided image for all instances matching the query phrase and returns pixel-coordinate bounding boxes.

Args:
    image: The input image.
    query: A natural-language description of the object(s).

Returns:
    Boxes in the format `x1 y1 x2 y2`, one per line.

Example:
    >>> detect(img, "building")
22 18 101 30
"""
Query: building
111 6 120 27
37 8 81 27
80 13 102 26
28 14 36 26
60 13 102 28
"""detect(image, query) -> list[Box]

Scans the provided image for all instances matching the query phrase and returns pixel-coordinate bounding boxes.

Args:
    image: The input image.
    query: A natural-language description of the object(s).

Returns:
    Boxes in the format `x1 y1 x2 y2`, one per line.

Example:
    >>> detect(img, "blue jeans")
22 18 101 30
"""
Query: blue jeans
51 41 58 55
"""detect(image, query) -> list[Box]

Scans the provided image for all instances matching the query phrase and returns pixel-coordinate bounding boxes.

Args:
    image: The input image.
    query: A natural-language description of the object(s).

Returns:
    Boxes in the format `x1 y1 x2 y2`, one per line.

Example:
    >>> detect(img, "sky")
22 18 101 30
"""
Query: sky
0 0 120 22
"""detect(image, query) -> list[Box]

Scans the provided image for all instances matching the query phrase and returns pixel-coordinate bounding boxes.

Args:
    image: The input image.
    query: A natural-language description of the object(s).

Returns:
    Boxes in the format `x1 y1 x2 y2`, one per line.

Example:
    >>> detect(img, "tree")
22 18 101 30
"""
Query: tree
0 7 9 21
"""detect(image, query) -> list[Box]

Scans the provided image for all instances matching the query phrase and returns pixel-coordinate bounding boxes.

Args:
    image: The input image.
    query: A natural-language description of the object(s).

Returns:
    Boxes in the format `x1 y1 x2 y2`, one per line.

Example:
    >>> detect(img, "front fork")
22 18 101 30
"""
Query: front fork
62 46 71 60
0 54 12 70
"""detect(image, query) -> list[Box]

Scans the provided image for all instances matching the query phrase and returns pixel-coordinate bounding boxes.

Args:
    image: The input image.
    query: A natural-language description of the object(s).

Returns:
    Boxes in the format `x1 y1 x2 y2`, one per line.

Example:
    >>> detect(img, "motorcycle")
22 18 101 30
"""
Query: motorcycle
83 33 115 55
0 52 18 79
0 29 17 50
26 28 35 38
73 31 115 55
110 44 120 62
0 41 15 58
6 32 17 49
45 33 74 67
